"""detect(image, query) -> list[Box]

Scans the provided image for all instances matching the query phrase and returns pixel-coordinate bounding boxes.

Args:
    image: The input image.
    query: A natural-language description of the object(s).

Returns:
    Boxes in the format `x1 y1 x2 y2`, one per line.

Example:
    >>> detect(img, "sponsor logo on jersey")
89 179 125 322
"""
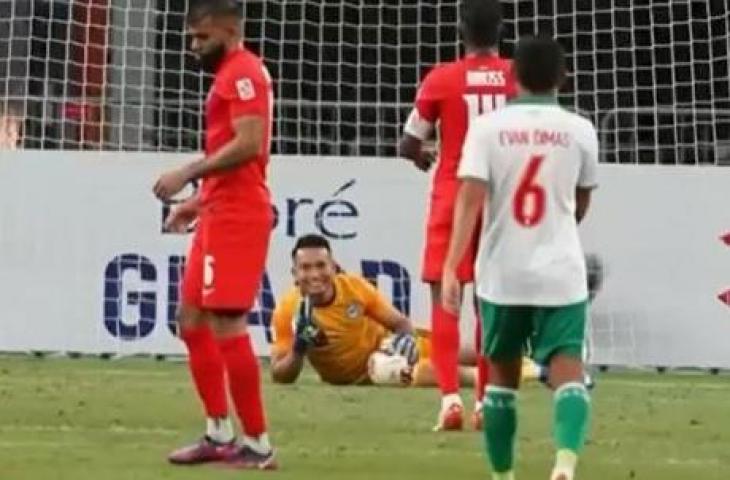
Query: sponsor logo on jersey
346 302 363 319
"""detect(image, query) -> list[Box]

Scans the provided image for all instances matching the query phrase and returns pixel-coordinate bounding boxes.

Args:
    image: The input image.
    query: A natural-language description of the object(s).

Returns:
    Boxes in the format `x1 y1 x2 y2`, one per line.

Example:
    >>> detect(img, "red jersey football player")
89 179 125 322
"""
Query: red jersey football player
153 0 276 470
399 0 517 431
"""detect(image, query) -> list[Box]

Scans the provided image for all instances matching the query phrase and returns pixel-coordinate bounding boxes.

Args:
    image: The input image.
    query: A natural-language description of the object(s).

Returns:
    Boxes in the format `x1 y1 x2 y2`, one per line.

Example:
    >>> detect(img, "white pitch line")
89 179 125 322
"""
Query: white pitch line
600 379 730 391
592 455 724 468
0 440 86 448
0 424 179 436
666 457 722 467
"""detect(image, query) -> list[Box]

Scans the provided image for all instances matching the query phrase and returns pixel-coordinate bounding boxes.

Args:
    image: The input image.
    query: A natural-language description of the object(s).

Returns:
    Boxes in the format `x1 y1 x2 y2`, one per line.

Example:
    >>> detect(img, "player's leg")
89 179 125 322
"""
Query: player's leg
521 356 542 381
533 302 591 480
479 300 531 480
168 230 236 465
203 219 276 470
209 311 275 470
428 281 465 429
537 256 602 390
470 222 488 428
410 329 434 386
422 197 465 429
411 360 475 387
473 297 489 430
484 360 521 480
536 361 594 391
462 344 537 386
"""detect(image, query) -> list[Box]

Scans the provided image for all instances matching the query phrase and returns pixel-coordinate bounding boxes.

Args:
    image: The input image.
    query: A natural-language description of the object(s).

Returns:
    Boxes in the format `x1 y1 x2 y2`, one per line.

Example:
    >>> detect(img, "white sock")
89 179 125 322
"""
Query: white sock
550 469 574 480
550 449 578 480
492 471 515 480
243 433 272 455
441 393 463 411
206 417 234 444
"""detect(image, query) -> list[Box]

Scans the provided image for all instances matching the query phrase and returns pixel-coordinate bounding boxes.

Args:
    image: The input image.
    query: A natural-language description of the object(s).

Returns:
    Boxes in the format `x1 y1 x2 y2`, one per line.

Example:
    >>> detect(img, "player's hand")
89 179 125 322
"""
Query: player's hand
293 296 319 355
153 167 191 202
412 151 435 172
441 269 461 315
164 198 199 233
388 332 419 366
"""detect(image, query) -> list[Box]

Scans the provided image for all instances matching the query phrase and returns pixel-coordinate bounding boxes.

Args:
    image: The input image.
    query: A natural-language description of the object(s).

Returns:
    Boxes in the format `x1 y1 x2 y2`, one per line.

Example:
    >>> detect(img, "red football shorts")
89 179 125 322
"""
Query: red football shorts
421 195 481 283
181 214 272 311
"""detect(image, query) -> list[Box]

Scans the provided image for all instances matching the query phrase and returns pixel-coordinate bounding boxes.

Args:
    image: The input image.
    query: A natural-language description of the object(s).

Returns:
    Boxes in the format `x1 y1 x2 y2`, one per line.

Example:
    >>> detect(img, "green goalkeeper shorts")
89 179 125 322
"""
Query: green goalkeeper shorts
479 299 588 365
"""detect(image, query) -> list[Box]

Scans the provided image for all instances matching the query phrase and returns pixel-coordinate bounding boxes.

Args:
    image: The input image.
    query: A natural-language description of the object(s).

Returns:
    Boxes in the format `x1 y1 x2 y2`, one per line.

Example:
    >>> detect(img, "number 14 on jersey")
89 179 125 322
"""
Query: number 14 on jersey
463 93 507 118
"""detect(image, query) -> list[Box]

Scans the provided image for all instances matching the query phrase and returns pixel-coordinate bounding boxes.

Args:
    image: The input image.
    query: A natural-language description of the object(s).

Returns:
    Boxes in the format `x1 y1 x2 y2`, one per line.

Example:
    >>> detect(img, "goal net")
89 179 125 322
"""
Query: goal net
1 0 729 160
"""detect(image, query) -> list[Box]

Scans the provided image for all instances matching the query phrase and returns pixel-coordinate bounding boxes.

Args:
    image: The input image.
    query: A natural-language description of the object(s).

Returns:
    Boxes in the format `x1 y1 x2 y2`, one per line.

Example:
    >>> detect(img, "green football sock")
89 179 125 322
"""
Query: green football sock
483 385 518 474
553 382 591 454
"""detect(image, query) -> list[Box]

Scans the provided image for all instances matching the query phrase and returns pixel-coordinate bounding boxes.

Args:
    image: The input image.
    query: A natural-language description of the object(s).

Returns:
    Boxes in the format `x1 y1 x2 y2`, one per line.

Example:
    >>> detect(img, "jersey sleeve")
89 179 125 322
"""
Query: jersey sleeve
403 67 442 140
576 119 599 189
352 276 395 325
215 61 270 120
458 116 491 182
270 288 298 358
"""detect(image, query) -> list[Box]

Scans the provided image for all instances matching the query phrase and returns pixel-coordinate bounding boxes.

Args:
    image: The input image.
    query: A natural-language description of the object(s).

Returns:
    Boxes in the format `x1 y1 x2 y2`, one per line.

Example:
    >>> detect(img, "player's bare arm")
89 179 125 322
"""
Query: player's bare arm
442 178 488 314
372 302 414 335
270 301 308 384
270 349 306 384
153 116 264 201
575 187 592 224
374 303 420 366
185 115 265 179
271 286 321 384
399 133 435 172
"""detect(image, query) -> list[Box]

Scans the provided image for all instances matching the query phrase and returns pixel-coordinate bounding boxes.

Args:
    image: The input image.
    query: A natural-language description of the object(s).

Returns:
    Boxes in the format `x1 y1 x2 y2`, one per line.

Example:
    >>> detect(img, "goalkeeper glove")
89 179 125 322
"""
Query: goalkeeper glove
388 332 419 366
293 296 319 355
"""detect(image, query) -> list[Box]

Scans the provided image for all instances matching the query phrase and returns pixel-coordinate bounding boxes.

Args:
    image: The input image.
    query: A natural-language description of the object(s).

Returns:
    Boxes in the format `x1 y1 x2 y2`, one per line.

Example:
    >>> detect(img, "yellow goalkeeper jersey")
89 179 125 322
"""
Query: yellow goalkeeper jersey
271 273 393 385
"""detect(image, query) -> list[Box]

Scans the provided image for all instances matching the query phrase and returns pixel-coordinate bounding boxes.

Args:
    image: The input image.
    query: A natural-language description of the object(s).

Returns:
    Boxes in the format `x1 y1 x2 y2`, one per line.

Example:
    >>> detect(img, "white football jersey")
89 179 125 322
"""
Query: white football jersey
458 96 599 305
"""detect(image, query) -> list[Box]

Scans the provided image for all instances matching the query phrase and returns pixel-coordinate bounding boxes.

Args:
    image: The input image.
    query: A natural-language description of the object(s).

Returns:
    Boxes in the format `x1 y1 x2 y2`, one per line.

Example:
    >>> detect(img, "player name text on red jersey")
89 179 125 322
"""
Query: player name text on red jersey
466 70 507 87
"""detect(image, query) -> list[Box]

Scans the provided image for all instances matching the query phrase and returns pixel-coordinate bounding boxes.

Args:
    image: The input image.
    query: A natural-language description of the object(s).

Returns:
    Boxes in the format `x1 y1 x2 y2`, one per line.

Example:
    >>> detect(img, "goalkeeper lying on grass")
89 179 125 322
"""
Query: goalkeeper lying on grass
269 234 518 387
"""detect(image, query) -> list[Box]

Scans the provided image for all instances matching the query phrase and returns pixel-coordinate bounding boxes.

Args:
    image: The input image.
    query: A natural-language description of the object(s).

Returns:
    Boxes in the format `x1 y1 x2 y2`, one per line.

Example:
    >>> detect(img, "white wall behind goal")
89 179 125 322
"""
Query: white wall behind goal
1 152 729 368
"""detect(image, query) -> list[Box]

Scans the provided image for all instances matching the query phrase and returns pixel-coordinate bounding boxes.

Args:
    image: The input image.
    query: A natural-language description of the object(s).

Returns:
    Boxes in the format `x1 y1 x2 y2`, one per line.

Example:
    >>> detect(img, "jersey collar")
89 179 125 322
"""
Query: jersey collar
510 94 560 105
465 50 498 59
216 43 245 73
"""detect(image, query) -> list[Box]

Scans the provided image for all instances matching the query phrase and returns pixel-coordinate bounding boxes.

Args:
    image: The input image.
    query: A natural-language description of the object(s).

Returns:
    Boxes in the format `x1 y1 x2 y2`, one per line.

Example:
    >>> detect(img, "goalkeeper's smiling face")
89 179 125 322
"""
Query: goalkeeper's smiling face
292 247 337 306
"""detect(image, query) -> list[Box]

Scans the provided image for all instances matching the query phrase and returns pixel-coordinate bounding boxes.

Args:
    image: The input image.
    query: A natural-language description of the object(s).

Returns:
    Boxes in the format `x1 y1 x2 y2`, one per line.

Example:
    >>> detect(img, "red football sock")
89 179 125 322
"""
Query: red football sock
431 303 460 395
476 356 490 402
474 312 489 402
218 334 267 438
180 324 228 418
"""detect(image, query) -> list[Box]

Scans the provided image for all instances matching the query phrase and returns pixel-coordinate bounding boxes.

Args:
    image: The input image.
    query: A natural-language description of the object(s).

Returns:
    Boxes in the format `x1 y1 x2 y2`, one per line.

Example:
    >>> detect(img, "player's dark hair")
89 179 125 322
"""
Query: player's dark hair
187 0 242 25
459 0 502 49
292 234 332 259
514 36 567 93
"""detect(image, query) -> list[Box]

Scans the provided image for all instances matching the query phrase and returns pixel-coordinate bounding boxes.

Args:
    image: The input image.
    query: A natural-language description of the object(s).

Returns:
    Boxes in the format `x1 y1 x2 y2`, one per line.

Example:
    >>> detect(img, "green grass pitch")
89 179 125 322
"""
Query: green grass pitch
0 356 728 479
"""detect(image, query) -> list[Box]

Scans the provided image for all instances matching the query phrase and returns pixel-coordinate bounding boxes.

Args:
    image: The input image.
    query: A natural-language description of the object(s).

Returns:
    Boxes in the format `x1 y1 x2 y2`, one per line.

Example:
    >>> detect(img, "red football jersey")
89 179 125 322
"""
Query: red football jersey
405 53 518 198
202 44 273 218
